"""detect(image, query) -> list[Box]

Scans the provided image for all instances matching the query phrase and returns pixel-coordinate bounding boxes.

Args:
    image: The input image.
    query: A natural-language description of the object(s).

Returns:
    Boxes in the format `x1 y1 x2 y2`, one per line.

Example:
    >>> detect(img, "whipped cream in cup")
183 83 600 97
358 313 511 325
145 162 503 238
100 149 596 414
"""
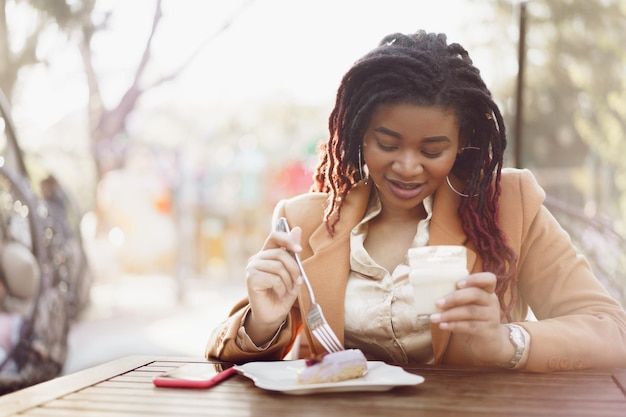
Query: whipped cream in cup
407 245 468 320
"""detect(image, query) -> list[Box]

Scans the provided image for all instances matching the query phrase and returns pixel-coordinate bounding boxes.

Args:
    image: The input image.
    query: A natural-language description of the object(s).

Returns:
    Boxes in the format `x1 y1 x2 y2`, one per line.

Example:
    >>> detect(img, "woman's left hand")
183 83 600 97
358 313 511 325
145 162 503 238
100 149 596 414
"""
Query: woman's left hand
428 272 514 365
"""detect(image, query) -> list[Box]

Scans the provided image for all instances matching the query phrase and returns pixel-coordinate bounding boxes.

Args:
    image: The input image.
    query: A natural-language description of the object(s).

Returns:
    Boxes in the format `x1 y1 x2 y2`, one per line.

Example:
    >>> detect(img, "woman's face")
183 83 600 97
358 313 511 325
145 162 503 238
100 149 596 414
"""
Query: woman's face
362 103 460 215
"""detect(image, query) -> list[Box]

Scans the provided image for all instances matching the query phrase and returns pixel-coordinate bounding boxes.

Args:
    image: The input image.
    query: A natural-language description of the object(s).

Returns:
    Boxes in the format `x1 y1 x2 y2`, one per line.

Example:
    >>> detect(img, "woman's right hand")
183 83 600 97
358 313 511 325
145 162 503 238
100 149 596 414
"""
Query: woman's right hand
243 225 303 345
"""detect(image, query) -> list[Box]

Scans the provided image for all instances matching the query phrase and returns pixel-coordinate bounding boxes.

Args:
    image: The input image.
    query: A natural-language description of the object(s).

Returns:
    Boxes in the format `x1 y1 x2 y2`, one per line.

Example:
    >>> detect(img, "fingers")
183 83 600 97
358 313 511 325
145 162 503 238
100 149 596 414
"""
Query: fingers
246 225 305 302
434 272 496 311
263 226 303 255
429 272 500 331
430 292 499 330
244 222 307 336
455 271 497 293
247 248 302 295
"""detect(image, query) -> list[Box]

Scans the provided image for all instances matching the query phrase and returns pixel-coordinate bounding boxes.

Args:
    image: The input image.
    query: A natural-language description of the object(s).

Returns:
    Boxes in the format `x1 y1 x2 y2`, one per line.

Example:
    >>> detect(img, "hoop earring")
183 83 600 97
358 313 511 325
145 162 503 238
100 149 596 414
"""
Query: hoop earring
446 176 478 198
448 146 481 197
358 147 368 185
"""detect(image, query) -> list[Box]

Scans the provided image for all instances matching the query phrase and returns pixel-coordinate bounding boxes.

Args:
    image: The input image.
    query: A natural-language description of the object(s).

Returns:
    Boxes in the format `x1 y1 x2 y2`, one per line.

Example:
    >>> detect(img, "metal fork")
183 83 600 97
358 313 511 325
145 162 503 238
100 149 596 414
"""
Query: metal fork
276 217 344 353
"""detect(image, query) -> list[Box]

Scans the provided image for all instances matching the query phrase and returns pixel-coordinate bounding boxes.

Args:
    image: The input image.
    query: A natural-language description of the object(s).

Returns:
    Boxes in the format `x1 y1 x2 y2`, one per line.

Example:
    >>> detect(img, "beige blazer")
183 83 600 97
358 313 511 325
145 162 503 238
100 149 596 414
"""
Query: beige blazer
206 168 626 372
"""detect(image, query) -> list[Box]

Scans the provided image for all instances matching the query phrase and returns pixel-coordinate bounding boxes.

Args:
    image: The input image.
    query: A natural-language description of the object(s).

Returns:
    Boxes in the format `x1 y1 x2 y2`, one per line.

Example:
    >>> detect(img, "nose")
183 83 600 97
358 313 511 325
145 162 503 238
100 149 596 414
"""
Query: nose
392 150 424 177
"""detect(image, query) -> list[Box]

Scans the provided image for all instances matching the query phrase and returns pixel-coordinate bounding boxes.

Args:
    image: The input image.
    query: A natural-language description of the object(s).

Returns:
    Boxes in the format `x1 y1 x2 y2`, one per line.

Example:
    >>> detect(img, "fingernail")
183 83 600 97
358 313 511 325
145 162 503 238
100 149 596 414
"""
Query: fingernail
430 313 442 322
294 244 302 252
456 279 467 288
436 298 446 307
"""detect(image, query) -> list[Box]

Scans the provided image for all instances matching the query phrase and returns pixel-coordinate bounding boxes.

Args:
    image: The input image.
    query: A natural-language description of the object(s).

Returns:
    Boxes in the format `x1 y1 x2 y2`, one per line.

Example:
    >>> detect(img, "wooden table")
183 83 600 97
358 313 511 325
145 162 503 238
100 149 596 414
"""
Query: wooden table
1 356 625 416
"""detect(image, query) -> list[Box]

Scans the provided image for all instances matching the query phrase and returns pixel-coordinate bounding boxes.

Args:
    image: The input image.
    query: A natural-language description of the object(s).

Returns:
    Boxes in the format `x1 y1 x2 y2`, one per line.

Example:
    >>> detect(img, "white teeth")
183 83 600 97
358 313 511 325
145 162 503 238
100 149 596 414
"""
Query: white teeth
396 183 418 190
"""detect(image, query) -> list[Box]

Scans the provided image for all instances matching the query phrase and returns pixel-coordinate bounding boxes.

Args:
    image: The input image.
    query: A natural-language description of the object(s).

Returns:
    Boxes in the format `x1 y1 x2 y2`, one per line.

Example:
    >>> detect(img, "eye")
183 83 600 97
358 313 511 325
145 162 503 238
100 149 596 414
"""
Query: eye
376 139 398 151
422 150 443 158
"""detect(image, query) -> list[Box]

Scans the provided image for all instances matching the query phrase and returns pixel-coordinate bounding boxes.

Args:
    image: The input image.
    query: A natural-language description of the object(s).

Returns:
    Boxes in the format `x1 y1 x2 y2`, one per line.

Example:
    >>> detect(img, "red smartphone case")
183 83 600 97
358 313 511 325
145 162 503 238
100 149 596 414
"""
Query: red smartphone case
153 364 238 389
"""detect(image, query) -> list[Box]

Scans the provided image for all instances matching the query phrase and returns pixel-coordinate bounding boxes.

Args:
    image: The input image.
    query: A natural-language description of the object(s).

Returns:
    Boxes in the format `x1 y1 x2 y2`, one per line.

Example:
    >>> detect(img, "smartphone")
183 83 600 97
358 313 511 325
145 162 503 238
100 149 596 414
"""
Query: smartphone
152 363 238 389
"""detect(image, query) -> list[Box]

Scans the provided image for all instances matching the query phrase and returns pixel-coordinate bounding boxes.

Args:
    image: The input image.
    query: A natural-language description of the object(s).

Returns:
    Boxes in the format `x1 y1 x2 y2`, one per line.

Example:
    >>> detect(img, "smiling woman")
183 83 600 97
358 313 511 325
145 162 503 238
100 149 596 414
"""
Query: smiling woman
206 29 626 373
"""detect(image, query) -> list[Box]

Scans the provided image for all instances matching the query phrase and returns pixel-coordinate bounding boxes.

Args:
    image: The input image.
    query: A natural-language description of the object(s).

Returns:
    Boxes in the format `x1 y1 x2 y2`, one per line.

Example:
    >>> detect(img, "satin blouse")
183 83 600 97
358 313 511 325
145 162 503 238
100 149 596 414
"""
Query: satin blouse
344 191 435 363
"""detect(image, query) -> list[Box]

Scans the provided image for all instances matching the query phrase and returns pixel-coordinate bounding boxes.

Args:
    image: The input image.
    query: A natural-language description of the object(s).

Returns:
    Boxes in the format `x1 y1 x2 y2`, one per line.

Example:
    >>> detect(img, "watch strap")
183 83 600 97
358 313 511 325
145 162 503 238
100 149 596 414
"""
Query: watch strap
498 324 527 369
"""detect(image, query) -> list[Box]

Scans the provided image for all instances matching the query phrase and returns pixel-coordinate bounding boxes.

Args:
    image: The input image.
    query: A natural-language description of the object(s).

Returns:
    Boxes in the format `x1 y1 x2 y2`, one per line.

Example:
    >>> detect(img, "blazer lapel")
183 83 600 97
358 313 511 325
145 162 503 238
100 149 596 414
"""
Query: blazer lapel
299 181 372 354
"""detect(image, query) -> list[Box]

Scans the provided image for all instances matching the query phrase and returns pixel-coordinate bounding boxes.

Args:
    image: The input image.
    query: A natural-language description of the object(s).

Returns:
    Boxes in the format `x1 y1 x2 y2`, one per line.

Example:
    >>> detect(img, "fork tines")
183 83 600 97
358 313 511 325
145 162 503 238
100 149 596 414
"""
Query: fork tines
308 305 343 353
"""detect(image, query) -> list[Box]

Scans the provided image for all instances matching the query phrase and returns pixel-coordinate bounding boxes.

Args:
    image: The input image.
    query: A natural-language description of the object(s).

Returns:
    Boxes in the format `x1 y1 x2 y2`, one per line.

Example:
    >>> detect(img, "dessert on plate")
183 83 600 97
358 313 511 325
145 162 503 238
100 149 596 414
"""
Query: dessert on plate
297 349 368 384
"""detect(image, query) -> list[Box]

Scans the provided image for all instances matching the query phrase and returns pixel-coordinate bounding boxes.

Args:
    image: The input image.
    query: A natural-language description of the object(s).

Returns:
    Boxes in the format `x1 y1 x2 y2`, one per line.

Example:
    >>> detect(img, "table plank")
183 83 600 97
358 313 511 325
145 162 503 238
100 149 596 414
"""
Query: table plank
613 369 626 395
0 356 205 417
406 371 624 402
36 374 626 416
19 388 626 417
2 358 625 417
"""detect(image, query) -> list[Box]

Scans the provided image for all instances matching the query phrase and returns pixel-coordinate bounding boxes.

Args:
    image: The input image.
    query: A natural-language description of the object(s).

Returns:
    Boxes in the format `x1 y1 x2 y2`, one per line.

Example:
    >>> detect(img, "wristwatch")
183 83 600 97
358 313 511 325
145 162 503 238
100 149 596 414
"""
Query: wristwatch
499 324 526 369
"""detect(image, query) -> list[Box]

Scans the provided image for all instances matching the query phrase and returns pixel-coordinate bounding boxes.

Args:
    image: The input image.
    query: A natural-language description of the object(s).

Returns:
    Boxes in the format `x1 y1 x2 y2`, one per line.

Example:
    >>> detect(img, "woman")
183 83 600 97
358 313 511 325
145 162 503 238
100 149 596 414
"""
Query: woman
206 30 626 372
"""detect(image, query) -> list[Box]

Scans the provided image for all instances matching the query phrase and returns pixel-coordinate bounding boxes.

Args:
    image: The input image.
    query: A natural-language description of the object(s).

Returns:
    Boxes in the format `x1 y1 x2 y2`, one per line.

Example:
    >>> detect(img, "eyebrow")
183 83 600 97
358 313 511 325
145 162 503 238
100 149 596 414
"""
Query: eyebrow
373 126 451 143
373 126 402 138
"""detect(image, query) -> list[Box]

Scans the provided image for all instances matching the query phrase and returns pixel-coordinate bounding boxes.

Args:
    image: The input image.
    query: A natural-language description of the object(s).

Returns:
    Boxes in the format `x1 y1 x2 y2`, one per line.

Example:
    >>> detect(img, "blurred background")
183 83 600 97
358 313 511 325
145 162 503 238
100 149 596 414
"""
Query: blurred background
1 0 625 376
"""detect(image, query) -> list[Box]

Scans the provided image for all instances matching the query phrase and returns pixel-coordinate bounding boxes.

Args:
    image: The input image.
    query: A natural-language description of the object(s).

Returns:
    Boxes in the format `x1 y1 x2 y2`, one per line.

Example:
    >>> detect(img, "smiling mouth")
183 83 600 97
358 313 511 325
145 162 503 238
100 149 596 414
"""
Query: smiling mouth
390 180 422 190
385 179 427 199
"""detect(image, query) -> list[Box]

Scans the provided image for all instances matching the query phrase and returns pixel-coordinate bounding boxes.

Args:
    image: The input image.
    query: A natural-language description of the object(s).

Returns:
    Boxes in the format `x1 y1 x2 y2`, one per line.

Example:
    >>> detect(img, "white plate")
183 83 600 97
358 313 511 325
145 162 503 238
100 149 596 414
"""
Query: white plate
235 360 425 395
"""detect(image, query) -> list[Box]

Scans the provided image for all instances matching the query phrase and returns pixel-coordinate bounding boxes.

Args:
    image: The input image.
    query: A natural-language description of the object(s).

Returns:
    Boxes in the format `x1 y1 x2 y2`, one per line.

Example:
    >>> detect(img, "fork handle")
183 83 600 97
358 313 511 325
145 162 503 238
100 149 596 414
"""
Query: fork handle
275 217 317 304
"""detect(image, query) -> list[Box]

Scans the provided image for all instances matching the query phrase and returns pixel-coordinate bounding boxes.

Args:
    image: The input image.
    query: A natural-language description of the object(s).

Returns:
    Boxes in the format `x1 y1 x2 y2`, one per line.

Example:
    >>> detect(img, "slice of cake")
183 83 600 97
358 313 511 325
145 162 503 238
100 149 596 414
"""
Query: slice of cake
297 349 368 384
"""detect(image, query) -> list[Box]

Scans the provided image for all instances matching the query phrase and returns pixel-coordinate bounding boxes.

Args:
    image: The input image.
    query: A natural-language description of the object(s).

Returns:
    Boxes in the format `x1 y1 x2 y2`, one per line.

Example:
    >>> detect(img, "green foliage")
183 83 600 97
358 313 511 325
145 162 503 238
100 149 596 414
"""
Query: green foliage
485 0 626 233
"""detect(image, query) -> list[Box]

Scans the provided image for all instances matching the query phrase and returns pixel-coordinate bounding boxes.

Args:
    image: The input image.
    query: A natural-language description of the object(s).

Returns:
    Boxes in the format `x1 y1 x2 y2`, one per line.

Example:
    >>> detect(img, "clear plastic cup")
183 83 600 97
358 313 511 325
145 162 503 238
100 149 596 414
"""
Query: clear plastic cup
408 245 468 318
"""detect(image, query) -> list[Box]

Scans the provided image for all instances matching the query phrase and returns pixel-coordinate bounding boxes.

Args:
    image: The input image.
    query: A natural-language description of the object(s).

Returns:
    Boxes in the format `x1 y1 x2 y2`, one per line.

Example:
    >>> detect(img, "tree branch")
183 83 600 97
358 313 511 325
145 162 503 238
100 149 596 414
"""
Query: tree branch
148 0 254 88
97 0 163 139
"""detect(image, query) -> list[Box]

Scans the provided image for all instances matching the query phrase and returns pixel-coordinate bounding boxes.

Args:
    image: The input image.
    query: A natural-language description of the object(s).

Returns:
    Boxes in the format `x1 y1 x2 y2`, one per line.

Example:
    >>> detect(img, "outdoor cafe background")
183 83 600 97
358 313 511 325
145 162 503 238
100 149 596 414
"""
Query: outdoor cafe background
1 0 625 335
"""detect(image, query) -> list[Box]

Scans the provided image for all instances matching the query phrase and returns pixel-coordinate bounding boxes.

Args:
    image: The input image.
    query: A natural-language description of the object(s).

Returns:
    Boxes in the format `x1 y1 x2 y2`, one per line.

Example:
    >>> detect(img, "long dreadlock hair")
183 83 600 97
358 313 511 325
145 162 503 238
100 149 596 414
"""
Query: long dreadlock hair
312 30 519 318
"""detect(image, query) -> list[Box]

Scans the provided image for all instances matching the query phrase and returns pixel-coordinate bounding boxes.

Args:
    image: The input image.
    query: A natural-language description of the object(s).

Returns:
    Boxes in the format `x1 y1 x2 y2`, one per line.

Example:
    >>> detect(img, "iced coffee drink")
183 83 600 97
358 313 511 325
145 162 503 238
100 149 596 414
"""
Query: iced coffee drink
408 245 468 318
